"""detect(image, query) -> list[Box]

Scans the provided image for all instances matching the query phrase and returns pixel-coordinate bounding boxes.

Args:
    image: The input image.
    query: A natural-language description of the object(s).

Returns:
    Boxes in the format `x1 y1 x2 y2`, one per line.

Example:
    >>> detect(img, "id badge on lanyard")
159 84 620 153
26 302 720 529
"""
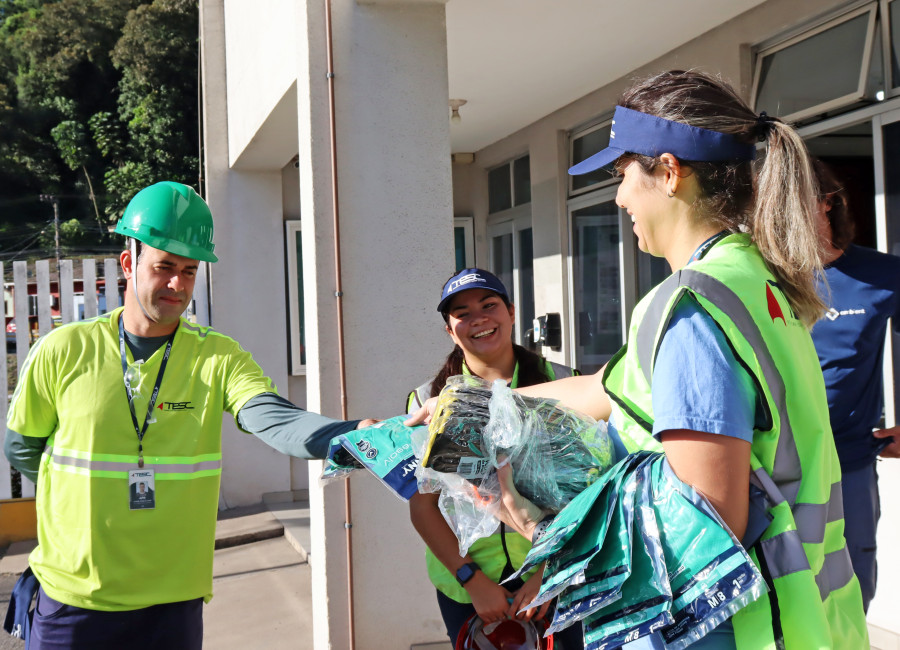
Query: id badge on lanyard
119 315 175 510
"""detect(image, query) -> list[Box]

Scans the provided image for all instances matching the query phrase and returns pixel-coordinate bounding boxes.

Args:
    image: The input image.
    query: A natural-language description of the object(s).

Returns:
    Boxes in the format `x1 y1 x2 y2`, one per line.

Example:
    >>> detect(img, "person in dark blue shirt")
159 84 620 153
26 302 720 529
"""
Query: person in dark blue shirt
810 159 900 611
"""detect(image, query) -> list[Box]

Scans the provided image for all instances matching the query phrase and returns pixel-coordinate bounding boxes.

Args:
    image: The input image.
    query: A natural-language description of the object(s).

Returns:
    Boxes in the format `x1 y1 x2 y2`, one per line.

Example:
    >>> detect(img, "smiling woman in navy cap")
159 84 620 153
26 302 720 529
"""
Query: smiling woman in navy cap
410 71 869 649
406 268 581 647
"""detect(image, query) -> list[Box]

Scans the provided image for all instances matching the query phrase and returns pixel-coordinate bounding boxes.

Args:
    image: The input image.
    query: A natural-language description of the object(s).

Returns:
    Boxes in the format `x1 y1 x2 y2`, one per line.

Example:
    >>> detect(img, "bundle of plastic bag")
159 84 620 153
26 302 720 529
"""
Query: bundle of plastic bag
416 374 614 554
515 451 766 650
321 416 423 501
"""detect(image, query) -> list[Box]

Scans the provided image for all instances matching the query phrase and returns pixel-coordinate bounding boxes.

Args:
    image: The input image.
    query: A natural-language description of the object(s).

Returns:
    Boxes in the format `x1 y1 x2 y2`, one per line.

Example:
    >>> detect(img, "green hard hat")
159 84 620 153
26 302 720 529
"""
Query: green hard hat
115 181 218 262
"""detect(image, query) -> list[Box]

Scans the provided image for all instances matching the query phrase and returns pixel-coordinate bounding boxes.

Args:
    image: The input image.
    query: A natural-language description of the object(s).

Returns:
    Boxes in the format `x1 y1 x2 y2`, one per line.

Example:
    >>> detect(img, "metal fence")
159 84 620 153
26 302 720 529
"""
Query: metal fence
0 258 122 499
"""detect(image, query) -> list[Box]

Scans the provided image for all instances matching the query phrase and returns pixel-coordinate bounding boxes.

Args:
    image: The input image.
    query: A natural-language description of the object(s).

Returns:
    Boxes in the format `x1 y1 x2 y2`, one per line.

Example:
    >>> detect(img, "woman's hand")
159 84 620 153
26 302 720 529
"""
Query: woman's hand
405 396 438 426
495 463 547 541
356 418 380 429
508 564 551 621
466 573 514 624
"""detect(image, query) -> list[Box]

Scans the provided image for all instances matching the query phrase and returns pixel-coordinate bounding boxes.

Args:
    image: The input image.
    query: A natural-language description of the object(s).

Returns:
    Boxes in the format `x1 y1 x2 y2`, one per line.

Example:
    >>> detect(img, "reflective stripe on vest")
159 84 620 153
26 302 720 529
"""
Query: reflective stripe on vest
44 445 222 480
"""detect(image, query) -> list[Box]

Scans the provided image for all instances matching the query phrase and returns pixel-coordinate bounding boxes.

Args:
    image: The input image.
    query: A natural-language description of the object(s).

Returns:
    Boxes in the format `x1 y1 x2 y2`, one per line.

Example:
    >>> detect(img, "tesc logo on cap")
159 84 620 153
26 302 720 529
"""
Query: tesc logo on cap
447 272 483 293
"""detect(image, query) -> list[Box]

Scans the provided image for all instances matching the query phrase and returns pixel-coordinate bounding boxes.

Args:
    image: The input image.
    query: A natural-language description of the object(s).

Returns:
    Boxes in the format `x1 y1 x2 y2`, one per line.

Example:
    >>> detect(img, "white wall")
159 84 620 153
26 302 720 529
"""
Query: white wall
223 0 298 169
295 0 454 648
201 0 294 507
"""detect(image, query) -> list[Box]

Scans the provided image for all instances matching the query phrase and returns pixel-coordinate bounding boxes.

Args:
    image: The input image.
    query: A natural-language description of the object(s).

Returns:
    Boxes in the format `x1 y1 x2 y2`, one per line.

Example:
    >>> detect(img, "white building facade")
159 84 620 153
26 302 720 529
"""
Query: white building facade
200 0 900 647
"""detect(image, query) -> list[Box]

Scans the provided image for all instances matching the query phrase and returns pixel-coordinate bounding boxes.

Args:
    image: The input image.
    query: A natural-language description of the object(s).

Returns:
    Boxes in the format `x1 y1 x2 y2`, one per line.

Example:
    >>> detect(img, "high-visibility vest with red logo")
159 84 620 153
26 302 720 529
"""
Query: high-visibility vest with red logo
602 234 868 648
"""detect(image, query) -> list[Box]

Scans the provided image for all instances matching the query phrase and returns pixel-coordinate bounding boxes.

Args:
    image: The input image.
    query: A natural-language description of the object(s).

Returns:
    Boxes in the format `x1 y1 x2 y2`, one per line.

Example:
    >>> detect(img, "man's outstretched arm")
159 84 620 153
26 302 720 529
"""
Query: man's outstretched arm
237 392 375 459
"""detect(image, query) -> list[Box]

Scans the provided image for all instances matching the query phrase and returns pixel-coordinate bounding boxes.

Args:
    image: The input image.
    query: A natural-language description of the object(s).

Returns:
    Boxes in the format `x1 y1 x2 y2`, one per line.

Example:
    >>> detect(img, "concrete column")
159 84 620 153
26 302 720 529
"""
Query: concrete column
297 0 454 648
529 128 571 365
200 0 292 507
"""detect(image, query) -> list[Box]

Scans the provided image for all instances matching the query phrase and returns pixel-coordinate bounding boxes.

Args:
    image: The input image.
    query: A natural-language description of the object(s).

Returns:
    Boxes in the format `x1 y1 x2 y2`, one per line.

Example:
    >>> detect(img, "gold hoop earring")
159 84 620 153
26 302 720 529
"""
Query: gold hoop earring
666 190 675 198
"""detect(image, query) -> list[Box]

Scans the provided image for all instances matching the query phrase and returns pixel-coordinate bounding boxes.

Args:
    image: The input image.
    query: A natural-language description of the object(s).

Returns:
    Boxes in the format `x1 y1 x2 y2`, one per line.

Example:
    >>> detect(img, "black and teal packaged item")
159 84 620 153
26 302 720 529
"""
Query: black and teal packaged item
322 416 422 501
421 375 613 510
415 374 615 556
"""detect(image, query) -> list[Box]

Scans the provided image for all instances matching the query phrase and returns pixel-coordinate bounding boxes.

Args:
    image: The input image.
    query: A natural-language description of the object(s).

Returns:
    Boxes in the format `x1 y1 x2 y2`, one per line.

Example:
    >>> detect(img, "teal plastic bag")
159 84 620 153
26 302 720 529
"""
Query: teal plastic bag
583 460 673 649
652 459 765 649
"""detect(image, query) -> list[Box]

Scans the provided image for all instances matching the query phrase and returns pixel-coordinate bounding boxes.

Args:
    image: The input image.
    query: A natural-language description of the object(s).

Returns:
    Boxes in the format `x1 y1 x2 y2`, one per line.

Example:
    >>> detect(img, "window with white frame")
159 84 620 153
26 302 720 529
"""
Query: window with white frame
569 118 616 196
487 154 534 346
752 2 885 123
488 155 530 214
285 221 305 375
454 217 475 272
488 215 534 347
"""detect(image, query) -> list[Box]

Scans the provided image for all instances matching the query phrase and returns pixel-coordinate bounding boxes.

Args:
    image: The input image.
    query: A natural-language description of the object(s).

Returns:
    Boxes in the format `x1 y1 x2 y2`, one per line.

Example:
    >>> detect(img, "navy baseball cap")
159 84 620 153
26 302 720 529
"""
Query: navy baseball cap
438 268 510 313
568 105 757 175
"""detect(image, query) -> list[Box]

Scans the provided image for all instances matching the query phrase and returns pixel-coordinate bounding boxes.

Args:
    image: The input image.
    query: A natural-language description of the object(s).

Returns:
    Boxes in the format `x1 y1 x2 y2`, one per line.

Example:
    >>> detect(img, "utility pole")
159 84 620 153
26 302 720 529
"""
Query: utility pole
39 194 61 270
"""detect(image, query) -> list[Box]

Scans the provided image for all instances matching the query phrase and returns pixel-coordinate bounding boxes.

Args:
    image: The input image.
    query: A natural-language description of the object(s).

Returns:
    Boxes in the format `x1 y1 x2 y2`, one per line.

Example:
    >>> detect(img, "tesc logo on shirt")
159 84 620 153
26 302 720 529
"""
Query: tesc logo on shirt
157 401 194 411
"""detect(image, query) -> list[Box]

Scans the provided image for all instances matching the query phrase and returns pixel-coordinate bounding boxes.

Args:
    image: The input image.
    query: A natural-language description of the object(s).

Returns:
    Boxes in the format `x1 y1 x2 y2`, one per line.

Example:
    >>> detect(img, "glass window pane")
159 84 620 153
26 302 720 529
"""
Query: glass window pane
890 1 900 87
571 124 612 191
491 232 515 306
572 201 622 373
514 156 531 205
882 120 900 419
755 13 870 117
295 230 305 366
518 228 534 346
454 226 467 272
636 253 669 300
489 165 512 213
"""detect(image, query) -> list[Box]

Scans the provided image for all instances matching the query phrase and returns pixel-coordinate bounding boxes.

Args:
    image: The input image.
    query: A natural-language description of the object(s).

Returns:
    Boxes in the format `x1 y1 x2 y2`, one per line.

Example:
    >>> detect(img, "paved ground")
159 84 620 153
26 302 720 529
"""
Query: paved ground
0 501 315 650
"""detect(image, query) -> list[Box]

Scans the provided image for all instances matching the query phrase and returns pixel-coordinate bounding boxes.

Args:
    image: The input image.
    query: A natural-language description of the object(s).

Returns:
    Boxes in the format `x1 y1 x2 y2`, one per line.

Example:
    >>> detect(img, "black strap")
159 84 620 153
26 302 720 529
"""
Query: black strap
498 523 524 590
752 540 786 649
119 315 175 467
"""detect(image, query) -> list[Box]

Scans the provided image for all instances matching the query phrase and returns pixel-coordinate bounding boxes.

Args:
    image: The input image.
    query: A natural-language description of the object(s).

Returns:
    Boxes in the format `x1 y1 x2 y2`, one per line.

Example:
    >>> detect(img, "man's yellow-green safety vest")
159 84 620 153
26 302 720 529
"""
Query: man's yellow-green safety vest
409 358 579 603
8 308 275 611
603 234 868 648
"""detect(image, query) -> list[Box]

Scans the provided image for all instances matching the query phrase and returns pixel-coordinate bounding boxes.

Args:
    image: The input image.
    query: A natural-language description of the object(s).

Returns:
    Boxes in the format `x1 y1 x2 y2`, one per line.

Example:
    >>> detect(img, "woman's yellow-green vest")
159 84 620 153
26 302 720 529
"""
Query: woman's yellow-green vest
602 234 868 649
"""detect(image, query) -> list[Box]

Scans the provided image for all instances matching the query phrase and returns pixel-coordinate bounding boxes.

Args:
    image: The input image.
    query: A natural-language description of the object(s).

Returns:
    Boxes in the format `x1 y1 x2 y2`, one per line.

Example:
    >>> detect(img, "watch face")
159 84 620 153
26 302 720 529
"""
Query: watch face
456 563 477 585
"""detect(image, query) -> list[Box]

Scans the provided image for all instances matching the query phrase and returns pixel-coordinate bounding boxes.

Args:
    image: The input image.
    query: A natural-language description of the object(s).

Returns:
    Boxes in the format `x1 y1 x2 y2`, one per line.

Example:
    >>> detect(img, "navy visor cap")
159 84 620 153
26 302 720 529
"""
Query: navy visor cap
438 268 510 313
568 105 757 175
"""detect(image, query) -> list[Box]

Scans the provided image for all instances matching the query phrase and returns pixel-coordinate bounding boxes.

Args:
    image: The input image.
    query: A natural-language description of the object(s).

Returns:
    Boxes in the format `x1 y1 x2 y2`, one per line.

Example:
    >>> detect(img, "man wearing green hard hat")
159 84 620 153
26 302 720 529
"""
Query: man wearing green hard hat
3 182 375 648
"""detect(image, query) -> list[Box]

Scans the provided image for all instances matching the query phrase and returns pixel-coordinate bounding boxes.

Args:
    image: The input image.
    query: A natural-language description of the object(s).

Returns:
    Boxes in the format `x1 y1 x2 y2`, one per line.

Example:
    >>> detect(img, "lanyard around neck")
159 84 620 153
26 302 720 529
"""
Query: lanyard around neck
119 315 176 467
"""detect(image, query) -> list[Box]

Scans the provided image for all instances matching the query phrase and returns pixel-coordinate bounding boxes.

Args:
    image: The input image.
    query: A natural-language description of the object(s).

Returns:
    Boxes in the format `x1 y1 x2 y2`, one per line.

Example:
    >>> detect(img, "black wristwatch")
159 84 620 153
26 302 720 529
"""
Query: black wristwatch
455 562 480 587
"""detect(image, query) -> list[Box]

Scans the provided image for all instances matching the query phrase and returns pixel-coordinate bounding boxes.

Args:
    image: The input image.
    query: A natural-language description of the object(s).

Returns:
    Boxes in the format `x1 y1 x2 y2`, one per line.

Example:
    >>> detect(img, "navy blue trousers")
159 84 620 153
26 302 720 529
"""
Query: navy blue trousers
842 461 880 612
29 587 203 650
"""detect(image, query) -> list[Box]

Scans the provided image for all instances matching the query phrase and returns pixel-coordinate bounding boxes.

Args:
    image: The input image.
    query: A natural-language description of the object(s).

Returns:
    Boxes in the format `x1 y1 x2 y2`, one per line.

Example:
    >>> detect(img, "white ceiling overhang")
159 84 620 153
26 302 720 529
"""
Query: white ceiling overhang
446 0 768 152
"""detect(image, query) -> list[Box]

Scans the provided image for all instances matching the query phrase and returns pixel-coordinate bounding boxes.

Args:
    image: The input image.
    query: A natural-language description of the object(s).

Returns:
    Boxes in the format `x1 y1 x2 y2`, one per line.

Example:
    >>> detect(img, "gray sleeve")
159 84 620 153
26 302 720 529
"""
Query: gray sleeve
4 429 45 483
237 392 361 460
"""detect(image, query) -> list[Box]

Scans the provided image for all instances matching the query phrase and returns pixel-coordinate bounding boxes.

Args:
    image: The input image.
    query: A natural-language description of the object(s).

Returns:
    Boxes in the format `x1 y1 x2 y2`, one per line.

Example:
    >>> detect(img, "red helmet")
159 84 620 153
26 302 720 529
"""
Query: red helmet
455 615 553 650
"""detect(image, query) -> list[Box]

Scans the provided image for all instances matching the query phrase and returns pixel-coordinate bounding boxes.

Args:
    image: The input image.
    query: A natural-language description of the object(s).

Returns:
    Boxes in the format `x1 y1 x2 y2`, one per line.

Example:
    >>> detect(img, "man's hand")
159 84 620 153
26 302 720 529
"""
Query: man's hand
495 462 547 541
356 419 380 429
404 397 438 426
508 564 551 621
875 426 900 458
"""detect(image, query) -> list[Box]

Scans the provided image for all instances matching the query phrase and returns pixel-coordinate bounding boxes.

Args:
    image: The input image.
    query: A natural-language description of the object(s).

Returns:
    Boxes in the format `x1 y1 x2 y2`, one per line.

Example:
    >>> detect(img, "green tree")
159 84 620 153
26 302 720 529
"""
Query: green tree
0 0 199 257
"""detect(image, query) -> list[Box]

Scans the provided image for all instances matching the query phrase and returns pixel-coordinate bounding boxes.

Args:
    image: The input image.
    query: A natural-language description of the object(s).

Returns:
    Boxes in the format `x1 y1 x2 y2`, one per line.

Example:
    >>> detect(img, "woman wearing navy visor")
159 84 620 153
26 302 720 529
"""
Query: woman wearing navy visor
408 70 868 649
406 268 582 647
